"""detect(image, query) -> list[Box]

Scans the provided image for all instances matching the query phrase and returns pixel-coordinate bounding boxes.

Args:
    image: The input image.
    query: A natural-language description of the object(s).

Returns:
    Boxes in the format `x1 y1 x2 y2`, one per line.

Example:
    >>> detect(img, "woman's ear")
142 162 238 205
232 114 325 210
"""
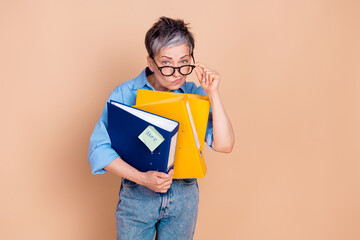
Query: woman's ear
147 56 154 72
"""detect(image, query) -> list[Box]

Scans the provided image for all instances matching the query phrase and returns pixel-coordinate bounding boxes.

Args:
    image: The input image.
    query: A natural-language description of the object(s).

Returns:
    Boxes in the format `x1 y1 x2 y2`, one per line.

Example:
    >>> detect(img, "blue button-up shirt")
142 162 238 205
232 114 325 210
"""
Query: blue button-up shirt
88 67 214 174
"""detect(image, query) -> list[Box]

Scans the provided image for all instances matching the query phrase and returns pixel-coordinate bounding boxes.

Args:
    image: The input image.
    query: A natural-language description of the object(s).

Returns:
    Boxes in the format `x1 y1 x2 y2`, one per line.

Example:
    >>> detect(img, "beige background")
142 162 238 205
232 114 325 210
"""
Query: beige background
1 0 359 239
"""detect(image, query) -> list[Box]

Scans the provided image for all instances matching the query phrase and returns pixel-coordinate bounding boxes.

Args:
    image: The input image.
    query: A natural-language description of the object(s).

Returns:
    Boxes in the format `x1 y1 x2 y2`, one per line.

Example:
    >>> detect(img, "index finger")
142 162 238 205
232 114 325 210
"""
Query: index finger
156 172 169 179
195 62 208 69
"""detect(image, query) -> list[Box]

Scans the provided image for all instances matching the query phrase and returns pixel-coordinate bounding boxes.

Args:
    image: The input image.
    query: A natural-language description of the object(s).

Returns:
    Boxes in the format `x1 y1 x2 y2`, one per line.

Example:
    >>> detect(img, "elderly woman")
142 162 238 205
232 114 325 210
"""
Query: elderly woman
88 16 234 239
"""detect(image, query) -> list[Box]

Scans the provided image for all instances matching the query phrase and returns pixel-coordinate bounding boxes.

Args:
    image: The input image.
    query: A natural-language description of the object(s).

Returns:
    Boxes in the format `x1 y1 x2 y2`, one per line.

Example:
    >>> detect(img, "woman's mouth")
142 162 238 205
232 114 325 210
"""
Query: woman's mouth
172 78 182 84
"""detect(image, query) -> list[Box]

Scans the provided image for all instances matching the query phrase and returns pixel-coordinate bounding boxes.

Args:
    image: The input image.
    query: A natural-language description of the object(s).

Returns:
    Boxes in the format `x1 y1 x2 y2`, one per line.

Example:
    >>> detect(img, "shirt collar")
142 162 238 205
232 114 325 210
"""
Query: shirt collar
133 67 186 93
133 67 154 90
176 82 186 93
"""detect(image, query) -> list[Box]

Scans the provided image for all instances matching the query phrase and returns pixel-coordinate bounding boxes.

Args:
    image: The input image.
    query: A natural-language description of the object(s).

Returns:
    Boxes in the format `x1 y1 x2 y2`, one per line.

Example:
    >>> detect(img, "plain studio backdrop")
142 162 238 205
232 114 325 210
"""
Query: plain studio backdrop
0 1 359 239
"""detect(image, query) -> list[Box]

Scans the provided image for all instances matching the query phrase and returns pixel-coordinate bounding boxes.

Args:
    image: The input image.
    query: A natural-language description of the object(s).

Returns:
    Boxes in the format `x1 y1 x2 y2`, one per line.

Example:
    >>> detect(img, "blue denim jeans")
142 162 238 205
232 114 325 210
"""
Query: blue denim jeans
115 178 199 240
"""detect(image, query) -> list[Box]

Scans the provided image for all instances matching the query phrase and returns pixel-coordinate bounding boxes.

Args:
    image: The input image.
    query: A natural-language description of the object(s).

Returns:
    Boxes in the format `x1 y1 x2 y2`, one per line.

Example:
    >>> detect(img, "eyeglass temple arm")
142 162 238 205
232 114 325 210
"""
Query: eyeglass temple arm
191 53 196 64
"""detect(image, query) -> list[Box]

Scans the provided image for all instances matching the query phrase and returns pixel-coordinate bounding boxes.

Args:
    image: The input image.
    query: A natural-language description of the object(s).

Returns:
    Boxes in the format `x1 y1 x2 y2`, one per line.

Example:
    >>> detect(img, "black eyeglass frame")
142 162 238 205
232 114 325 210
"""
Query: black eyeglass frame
151 54 196 77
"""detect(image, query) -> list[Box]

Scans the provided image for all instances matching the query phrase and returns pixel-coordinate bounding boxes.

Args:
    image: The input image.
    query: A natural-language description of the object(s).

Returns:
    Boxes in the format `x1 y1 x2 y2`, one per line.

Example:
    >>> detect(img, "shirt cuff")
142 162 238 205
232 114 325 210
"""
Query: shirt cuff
89 145 120 174
205 127 214 151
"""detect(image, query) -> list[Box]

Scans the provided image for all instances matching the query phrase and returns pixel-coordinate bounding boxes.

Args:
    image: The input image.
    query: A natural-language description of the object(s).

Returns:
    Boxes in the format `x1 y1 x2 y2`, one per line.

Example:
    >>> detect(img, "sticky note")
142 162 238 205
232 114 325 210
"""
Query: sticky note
138 125 165 152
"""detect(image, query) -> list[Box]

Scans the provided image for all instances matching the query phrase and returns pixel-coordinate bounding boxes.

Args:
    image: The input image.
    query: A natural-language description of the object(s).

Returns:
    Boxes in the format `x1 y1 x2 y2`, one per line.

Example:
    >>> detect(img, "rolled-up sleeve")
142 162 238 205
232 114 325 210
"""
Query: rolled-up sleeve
88 88 124 174
204 109 214 150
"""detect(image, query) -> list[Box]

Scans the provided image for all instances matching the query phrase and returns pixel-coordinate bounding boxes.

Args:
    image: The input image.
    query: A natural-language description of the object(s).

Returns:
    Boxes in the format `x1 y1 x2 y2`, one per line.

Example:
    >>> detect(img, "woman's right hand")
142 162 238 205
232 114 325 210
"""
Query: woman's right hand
104 157 174 193
140 169 174 193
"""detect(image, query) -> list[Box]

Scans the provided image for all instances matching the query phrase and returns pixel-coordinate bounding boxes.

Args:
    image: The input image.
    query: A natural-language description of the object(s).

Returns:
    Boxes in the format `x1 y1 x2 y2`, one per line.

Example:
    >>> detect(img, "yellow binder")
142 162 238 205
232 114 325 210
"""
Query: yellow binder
134 89 210 178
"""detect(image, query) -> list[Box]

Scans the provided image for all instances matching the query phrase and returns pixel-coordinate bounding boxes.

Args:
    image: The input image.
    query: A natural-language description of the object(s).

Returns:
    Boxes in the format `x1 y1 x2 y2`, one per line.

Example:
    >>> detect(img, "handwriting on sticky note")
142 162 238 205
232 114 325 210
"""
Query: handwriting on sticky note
138 125 165 152
145 129 159 143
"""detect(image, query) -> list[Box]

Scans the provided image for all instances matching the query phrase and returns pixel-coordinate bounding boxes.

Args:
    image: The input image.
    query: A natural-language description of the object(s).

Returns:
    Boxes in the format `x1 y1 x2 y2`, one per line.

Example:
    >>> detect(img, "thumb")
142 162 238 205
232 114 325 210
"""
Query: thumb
168 169 174 177
194 66 204 83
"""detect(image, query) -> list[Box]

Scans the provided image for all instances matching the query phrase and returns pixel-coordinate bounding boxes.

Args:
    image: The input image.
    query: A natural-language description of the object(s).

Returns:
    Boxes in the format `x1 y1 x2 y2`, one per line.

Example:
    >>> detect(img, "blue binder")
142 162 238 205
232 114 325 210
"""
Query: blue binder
107 100 179 173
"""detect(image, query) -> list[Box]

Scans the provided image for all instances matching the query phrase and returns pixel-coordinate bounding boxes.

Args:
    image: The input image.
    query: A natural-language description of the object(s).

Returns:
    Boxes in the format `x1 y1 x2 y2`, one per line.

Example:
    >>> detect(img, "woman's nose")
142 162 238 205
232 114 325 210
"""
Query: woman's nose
173 68 181 77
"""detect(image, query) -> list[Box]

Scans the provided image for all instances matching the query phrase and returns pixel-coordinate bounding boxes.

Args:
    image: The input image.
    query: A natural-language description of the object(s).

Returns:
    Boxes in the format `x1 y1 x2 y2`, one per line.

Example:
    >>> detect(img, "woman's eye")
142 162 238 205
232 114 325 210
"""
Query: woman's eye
162 61 170 65
181 60 188 64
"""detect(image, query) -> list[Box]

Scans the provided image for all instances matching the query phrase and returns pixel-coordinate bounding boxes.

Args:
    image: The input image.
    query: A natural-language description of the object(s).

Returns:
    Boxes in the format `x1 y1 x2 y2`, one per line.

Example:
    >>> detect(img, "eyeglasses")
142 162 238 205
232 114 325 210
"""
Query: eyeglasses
151 54 196 77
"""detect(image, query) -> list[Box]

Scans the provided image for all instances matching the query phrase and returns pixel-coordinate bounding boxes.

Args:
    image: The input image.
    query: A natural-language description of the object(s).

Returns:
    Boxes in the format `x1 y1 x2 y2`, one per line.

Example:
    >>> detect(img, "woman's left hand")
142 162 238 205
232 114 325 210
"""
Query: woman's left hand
194 63 234 153
194 63 220 96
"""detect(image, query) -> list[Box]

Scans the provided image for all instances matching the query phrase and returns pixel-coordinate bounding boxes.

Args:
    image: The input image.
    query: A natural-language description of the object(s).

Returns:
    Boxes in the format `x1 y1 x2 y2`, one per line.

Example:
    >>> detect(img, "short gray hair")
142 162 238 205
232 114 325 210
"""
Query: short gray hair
145 17 195 58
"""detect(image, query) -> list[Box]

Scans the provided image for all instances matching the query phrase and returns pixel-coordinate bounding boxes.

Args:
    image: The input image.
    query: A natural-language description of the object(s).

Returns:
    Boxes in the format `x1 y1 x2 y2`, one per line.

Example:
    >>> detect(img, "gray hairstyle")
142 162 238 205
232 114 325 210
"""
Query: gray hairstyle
145 17 195 58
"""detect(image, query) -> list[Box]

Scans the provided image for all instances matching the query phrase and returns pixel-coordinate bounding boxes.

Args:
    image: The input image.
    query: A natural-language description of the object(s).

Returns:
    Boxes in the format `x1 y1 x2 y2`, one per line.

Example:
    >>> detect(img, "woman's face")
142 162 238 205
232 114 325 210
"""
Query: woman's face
147 43 192 91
